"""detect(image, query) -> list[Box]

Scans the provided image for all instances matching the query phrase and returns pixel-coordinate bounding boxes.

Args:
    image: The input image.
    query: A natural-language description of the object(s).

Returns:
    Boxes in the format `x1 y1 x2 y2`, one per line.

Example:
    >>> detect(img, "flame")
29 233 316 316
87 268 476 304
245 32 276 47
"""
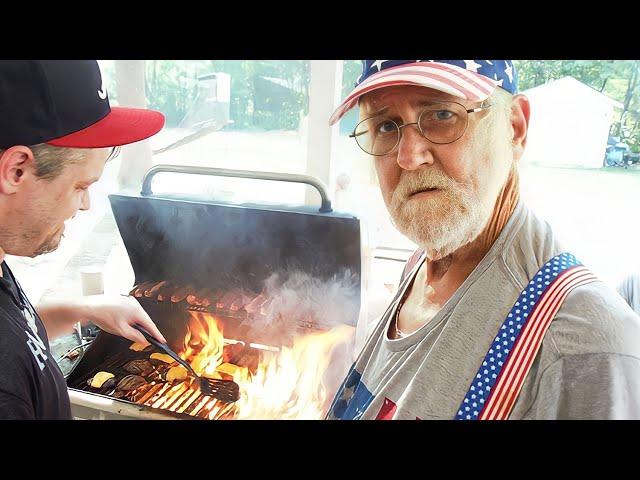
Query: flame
182 312 225 376
174 311 353 419
235 324 353 419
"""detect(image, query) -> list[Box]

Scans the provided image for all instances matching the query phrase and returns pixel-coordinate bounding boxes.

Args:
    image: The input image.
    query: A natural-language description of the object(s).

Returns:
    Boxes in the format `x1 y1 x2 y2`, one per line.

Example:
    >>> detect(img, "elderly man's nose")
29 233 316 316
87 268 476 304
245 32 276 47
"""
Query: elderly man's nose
396 125 434 170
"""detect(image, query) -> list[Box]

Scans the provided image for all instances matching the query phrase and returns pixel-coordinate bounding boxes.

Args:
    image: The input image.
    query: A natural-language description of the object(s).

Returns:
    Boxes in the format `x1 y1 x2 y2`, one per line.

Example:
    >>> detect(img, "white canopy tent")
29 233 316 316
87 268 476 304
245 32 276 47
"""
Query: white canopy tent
521 76 623 169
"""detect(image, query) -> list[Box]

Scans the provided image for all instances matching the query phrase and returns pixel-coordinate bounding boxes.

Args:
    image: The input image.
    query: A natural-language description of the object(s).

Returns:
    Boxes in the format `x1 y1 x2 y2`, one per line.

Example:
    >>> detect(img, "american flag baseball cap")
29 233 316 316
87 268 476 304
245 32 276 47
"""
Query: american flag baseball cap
329 60 517 125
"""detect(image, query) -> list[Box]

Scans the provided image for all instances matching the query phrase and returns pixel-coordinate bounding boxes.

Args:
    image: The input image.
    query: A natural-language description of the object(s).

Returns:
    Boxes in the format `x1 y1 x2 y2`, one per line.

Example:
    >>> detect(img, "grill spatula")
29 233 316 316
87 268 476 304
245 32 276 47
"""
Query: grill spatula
133 325 240 403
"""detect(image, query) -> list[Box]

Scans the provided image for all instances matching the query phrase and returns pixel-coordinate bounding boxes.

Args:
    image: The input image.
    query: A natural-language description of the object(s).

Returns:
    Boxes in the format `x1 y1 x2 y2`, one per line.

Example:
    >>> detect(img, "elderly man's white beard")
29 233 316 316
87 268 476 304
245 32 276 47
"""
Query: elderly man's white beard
389 169 492 260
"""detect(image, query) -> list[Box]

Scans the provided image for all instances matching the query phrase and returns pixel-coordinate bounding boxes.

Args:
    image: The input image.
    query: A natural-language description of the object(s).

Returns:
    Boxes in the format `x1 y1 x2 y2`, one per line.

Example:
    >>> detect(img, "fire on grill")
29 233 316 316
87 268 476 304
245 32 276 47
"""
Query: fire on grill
70 281 355 419
66 165 362 419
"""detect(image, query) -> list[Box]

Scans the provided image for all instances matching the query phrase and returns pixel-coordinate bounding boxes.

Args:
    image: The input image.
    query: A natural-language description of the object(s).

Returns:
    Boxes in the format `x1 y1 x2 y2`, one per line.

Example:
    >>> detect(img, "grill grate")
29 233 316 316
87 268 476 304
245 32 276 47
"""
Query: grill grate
68 337 270 420
68 348 240 420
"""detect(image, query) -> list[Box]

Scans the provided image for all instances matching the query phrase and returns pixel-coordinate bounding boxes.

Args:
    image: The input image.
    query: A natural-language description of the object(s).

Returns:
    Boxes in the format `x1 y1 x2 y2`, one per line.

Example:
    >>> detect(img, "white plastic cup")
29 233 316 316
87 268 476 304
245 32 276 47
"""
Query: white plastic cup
80 266 104 296
78 266 104 340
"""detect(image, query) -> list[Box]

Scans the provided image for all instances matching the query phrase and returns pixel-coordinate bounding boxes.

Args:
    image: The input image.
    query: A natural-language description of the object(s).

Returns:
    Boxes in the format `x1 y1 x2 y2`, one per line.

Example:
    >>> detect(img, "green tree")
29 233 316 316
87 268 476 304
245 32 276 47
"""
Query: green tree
338 60 363 135
145 61 206 126
141 60 310 130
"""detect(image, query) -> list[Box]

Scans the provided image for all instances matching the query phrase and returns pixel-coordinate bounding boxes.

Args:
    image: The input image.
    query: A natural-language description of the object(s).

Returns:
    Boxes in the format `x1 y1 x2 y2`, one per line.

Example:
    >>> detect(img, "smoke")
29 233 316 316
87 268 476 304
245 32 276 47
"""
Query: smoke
251 268 359 334
244 268 359 409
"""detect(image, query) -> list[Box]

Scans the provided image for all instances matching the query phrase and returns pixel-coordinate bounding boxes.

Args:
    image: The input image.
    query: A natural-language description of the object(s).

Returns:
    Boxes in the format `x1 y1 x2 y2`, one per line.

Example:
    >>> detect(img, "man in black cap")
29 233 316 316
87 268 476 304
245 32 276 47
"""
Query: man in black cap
0 60 167 419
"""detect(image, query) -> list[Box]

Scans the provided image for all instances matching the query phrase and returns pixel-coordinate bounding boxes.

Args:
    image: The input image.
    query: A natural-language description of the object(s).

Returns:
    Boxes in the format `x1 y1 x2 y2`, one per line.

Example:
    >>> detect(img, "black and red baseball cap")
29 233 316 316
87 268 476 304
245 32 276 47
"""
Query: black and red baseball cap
0 60 165 149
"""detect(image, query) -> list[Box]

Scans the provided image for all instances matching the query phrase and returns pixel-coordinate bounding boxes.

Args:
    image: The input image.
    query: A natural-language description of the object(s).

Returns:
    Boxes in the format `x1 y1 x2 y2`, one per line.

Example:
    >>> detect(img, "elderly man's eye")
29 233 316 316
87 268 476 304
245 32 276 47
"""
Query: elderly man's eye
376 120 397 134
434 110 455 120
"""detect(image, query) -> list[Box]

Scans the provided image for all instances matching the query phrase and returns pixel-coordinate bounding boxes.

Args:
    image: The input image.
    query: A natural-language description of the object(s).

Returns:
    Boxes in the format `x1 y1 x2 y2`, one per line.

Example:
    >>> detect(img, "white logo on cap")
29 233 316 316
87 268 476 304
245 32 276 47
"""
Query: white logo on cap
98 80 108 100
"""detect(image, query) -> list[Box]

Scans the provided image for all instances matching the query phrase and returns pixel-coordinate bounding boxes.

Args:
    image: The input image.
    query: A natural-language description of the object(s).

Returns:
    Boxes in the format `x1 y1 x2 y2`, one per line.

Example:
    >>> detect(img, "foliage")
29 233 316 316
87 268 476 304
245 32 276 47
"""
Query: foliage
100 60 640 151
141 60 309 130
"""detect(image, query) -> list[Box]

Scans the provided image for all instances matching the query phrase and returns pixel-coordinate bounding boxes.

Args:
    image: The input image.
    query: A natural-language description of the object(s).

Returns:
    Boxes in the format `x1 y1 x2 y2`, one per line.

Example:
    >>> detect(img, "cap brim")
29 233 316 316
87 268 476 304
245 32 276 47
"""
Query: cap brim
46 106 165 148
329 61 498 126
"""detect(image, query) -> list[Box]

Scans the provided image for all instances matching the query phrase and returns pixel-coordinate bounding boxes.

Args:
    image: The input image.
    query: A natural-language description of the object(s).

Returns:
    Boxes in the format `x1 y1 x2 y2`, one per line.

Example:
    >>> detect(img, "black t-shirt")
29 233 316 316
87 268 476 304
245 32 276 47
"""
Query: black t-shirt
0 261 72 419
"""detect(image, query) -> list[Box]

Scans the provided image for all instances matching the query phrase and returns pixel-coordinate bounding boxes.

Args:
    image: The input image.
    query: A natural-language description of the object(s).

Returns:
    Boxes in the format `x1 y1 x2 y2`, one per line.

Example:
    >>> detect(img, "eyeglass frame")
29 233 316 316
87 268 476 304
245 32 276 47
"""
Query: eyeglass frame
349 100 493 156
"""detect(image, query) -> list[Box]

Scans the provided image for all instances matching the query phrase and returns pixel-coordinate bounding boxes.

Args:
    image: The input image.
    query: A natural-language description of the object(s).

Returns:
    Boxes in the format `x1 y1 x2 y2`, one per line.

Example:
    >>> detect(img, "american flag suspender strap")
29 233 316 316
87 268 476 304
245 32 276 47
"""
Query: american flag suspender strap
455 252 599 420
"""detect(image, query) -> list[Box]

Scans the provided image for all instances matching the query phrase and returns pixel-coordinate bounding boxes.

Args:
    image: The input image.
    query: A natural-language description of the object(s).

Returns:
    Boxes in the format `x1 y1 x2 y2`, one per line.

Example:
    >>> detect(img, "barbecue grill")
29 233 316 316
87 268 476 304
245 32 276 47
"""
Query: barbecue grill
66 165 362 419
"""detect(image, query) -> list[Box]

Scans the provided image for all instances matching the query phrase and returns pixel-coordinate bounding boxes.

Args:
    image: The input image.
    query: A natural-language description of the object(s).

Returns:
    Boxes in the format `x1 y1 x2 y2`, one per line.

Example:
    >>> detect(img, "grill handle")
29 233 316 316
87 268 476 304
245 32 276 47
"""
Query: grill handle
141 164 333 213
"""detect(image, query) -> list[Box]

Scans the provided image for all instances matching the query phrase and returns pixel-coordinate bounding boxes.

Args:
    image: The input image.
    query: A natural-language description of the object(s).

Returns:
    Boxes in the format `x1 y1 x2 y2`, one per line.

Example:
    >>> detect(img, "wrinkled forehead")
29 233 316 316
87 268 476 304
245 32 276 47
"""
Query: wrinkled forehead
359 85 465 116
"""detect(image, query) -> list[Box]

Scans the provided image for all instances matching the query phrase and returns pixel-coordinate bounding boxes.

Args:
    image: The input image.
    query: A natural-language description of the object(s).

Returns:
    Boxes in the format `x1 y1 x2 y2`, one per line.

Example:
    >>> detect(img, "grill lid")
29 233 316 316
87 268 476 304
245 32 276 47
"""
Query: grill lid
109 165 362 307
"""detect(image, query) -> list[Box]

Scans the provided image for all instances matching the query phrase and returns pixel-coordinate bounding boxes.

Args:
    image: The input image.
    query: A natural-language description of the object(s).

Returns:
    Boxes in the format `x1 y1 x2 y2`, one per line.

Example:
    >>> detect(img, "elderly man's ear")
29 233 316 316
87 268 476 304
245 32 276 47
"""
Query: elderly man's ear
0 146 34 195
510 94 530 161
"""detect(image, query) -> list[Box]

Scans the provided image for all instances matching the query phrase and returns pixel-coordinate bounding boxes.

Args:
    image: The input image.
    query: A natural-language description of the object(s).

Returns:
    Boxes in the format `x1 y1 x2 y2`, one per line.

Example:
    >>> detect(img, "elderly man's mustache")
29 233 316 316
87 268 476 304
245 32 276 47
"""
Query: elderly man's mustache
393 170 464 199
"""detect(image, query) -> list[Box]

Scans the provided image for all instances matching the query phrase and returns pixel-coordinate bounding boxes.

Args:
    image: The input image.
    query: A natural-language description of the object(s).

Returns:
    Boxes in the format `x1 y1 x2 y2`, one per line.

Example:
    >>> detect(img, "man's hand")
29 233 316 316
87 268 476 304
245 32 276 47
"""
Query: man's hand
36 295 167 344
83 295 167 345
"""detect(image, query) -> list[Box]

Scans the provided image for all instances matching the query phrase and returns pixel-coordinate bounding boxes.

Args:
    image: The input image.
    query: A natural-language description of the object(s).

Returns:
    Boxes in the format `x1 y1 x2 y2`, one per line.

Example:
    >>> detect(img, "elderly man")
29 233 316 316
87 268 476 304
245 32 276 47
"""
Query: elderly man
0 60 167 419
326 60 640 420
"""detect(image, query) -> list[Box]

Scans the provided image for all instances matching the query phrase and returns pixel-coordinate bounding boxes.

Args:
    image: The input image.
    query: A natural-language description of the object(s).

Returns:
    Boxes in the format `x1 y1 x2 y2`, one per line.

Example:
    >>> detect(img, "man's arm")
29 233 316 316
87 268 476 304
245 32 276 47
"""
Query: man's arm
523 353 640 419
36 295 166 345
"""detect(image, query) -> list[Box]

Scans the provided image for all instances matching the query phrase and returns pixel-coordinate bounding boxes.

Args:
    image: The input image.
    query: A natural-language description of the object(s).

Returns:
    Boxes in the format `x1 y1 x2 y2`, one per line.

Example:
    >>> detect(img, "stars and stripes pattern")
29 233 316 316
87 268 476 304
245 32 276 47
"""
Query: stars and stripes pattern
455 252 599 420
329 60 517 125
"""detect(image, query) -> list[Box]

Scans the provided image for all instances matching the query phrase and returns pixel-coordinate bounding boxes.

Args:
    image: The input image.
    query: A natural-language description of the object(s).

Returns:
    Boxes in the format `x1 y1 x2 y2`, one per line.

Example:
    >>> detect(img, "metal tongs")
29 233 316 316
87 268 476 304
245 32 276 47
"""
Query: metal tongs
134 325 240 403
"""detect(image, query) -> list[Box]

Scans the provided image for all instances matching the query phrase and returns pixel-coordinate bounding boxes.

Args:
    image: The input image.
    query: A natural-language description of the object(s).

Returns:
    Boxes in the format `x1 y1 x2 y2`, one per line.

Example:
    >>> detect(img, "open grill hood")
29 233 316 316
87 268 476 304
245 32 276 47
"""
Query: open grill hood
65 165 362 419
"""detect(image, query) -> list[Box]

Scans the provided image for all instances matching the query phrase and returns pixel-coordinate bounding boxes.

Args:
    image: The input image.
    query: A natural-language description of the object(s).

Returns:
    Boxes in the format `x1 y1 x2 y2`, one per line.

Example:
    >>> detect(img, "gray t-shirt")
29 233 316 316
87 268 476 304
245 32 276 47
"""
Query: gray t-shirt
327 202 640 419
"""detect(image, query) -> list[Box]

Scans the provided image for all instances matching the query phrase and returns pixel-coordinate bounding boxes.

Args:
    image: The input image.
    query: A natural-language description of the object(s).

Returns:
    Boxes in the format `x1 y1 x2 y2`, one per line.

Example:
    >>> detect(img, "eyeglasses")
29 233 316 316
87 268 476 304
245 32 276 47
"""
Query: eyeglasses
105 146 121 162
350 101 492 156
